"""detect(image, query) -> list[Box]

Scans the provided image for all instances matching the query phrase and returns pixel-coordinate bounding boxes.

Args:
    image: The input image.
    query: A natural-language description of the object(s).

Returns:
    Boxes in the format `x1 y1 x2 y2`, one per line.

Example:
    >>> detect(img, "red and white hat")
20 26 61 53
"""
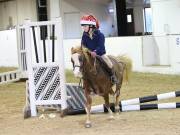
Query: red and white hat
80 15 99 29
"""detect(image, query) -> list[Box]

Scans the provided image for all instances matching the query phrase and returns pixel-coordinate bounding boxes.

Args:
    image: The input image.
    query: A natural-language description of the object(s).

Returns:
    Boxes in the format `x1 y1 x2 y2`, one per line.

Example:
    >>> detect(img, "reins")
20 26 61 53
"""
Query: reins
78 77 83 89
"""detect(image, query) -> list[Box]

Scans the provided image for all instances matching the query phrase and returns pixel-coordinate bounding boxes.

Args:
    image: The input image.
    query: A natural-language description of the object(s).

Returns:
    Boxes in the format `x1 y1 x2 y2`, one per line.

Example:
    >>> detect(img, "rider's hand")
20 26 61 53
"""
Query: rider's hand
90 51 96 58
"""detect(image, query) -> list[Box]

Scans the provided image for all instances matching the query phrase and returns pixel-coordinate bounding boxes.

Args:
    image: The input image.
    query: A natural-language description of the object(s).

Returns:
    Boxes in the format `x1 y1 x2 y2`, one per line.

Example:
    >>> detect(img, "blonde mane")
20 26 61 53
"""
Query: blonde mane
71 46 91 63
71 46 82 54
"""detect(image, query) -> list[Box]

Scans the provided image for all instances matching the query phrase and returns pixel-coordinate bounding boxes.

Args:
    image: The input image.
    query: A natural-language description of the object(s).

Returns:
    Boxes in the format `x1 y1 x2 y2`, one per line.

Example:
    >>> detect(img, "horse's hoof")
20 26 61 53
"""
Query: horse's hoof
115 111 120 115
60 111 64 117
85 122 92 128
109 115 115 120
60 109 68 118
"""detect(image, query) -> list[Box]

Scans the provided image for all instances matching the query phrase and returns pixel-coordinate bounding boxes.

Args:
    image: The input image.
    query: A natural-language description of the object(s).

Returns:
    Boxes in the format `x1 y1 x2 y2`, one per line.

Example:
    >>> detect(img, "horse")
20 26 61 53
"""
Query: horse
71 46 132 128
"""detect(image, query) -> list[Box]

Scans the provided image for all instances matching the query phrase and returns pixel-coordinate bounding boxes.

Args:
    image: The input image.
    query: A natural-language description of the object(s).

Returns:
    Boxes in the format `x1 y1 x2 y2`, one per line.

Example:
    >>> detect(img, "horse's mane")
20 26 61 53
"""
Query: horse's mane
71 46 82 54
71 46 91 64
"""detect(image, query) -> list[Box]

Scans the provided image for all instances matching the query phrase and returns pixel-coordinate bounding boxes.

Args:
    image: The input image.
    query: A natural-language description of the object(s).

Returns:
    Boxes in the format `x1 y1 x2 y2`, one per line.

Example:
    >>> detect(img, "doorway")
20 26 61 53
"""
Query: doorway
126 8 135 36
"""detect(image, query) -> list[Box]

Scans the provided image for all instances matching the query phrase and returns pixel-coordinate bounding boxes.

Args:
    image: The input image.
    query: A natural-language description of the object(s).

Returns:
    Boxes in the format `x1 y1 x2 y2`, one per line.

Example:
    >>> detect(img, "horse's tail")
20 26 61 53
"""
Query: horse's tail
116 55 133 83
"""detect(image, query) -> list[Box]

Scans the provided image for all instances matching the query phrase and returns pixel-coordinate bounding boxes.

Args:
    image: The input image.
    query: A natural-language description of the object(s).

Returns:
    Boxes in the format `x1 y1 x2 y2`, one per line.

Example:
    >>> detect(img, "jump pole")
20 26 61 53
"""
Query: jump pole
67 90 180 114
66 102 180 115
120 91 180 106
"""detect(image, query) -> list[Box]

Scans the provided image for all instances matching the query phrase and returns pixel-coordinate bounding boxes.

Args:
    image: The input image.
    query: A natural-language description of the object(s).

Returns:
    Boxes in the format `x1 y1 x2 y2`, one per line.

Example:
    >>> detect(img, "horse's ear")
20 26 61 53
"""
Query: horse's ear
71 47 75 54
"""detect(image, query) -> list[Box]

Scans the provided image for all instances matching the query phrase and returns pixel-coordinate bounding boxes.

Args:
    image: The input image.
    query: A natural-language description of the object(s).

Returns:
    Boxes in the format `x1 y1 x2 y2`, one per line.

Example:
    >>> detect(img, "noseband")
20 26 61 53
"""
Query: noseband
71 56 83 71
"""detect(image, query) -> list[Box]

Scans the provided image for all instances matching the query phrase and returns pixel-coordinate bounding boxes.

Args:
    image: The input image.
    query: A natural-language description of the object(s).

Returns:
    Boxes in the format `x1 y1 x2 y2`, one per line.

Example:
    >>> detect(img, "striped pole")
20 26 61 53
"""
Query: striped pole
121 102 180 111
120 91 180 106
66 90 180 114
67 102 180 115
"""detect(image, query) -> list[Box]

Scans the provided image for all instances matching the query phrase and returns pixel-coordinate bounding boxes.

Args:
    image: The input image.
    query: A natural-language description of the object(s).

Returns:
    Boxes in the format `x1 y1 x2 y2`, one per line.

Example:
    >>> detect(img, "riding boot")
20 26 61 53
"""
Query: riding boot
109 67 118 84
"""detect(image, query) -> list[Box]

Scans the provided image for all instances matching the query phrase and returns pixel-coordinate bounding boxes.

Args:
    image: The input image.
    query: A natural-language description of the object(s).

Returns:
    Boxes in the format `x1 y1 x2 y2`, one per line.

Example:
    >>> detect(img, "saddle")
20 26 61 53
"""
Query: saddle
96 56 113 76
96 55 118 84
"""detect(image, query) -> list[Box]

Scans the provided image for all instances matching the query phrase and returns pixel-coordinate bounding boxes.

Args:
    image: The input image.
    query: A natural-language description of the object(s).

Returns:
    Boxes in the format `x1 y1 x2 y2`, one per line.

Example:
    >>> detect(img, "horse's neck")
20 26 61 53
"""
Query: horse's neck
83 58 94 72
84 58 106 77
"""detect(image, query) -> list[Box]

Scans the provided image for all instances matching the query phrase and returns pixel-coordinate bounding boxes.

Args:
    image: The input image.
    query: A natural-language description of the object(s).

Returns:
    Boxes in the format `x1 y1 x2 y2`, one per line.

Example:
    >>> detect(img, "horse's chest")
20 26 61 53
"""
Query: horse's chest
84 72 109 96
89 81 106 96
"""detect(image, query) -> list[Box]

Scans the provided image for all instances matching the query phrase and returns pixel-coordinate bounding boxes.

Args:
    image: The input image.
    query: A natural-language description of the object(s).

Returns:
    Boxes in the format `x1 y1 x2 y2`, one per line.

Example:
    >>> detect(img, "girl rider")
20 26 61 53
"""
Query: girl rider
80 14 117 84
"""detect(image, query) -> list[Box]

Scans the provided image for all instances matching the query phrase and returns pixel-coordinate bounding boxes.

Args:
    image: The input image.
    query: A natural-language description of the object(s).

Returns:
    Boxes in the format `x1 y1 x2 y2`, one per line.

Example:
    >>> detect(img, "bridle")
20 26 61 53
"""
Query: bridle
71 55 83 71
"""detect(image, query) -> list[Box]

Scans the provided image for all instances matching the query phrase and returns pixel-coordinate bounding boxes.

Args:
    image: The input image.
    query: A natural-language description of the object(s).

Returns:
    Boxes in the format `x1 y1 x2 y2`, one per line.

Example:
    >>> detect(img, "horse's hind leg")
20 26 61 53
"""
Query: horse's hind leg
104 95 114 120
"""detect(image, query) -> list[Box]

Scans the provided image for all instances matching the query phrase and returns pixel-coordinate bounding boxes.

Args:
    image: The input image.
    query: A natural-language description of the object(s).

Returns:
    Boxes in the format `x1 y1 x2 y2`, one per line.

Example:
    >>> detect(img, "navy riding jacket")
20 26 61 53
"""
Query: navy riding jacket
81 30 106 56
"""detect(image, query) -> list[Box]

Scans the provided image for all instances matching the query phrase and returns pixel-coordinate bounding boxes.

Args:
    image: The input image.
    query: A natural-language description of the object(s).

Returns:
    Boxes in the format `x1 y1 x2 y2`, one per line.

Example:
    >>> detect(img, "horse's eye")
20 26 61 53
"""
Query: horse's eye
79 56 83 62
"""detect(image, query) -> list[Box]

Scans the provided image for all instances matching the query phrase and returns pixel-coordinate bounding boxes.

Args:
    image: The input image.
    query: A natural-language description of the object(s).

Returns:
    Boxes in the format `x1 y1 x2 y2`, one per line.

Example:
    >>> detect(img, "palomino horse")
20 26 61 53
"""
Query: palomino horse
71 46 132 128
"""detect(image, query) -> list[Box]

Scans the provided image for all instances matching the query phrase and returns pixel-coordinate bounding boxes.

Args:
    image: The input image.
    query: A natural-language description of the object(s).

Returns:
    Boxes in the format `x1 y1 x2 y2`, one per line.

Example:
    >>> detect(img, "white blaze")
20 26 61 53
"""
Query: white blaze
72 53 82 78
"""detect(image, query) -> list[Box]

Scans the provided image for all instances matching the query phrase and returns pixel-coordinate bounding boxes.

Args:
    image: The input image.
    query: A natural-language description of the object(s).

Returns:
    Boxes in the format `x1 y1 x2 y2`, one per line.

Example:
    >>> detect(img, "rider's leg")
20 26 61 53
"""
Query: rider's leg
101 55 118 84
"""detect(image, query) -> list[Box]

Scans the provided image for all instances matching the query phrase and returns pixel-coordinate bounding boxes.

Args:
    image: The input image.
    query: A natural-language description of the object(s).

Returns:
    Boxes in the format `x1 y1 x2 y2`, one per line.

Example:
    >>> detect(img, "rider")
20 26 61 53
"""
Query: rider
80 14 117 84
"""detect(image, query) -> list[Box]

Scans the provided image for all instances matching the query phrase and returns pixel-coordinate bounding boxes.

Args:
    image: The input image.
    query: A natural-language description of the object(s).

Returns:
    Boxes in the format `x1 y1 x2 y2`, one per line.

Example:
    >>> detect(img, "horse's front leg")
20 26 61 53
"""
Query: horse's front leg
114 80 122 114
84 83 92 128
104 95 114 120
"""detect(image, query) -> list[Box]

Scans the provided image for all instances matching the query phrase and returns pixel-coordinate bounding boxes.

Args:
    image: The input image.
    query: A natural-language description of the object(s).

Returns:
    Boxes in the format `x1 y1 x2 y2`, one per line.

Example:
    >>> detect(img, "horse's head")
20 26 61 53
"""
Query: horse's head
71 46 83 78
71 46 93 78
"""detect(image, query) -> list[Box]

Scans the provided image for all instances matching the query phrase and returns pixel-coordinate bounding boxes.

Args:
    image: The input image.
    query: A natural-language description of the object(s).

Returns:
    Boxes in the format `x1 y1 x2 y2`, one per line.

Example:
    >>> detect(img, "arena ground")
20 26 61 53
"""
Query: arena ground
1 72 180 135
